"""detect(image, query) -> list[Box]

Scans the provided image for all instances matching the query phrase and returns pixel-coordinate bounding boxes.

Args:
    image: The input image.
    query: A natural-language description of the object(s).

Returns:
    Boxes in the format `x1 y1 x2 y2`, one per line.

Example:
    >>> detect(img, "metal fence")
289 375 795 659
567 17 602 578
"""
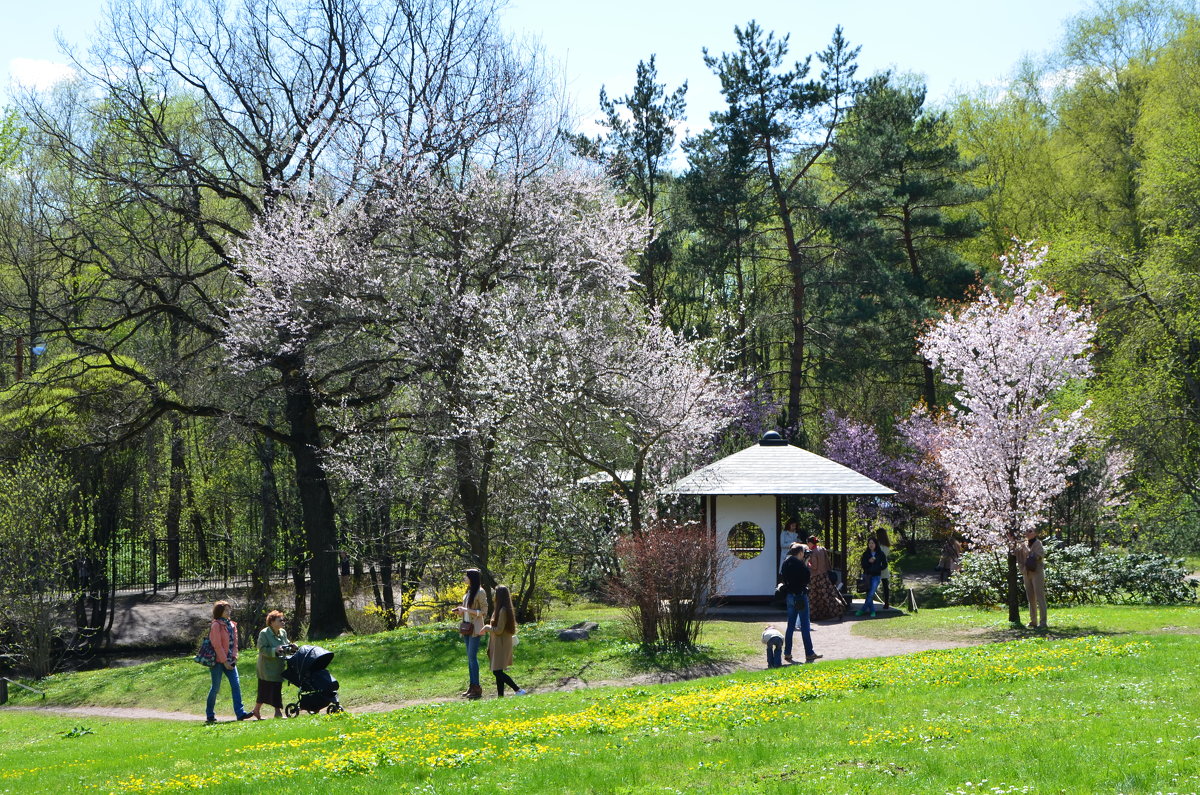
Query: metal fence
107 531 298 596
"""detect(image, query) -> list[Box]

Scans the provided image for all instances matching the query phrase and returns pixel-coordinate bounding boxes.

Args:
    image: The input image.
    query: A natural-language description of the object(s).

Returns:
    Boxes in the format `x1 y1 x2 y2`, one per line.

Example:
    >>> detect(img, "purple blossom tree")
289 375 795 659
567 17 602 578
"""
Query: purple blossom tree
891 405 952 529
821 408 948 531
821 410 893 526
919 244 1097 623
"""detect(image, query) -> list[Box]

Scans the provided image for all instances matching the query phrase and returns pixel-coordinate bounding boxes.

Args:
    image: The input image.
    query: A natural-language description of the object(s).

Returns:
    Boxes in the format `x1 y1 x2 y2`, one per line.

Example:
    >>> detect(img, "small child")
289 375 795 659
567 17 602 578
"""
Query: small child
762 624 784 668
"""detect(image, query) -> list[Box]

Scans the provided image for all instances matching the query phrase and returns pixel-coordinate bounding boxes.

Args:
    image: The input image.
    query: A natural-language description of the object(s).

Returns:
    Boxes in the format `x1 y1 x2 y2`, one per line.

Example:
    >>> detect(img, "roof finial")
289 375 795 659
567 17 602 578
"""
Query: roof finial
759 430 788 446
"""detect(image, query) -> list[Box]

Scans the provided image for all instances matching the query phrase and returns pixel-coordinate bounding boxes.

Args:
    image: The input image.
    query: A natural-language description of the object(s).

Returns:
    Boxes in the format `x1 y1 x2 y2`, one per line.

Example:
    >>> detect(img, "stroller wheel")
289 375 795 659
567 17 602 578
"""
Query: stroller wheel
326 704 343 714
284 703 300 718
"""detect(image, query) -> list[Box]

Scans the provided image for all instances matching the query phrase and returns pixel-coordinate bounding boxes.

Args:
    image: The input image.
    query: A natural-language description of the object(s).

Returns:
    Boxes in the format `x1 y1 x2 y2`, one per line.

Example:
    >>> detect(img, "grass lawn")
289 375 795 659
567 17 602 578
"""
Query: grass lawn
851 603 1200 643
889 547 942 575
2 607 762 713
2 632 1197 793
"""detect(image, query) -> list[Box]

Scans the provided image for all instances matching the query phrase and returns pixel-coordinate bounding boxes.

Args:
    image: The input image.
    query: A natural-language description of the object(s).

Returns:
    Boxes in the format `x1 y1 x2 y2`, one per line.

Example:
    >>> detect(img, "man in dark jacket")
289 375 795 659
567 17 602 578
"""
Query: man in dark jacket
779 542 822 663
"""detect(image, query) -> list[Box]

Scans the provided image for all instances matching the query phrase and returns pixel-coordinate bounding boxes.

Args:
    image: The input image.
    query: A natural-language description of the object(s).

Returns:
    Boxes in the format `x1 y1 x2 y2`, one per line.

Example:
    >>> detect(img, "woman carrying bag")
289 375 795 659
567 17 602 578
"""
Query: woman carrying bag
482 585 526 698
452 568 488 700
205 600 252 723
856 538 888 618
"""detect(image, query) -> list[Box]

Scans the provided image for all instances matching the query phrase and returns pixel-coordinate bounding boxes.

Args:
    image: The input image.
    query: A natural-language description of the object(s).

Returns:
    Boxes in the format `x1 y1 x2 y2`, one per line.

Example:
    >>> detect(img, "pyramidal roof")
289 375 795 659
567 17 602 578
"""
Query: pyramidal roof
668 432 896 497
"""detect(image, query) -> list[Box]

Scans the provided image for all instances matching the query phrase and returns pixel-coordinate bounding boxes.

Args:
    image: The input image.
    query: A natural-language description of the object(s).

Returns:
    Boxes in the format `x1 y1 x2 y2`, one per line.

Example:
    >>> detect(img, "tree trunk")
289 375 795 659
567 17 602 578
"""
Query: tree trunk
164 416 185 581
921 359 938 408
250 437 279 604
291 562 307 627
452 433 494 588
786 271 808 446
281 366 351 638
626 468 644 538
1006 551 1021 624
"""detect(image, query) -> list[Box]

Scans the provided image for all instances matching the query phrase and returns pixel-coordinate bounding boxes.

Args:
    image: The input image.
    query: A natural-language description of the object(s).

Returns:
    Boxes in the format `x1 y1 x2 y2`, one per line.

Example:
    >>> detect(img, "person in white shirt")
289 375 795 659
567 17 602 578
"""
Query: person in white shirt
761 624 784 668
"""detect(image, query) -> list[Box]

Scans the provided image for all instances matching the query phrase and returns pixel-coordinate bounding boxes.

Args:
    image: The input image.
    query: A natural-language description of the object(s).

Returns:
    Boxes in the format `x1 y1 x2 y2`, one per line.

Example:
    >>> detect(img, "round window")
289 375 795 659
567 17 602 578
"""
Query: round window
727 522 765 560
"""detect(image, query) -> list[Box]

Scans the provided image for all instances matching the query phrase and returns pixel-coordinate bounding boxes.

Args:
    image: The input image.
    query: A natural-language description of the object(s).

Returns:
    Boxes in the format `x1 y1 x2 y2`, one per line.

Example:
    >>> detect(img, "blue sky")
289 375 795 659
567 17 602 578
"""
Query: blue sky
4 0 1096 135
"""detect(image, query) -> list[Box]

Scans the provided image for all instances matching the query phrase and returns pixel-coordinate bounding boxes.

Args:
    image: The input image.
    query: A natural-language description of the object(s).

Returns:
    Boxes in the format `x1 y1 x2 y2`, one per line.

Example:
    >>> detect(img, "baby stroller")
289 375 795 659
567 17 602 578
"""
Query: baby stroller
282 644 344 717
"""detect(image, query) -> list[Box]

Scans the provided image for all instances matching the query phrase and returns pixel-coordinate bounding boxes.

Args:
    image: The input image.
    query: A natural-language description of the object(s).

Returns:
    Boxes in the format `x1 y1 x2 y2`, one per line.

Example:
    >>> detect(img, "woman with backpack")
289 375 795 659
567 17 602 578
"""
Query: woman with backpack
452 568 488 700
205 600 252 723
481 585 526 698
1016 529 1048 630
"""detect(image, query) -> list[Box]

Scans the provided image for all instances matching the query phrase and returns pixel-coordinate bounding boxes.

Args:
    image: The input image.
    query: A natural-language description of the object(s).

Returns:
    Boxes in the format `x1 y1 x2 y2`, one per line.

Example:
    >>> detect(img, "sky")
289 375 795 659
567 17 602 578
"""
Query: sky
2 0 1097 137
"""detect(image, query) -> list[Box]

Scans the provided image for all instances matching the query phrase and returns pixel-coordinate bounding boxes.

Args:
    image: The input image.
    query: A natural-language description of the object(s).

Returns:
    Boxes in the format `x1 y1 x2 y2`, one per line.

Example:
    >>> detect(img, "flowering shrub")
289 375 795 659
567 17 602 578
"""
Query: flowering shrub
945 545 1197 607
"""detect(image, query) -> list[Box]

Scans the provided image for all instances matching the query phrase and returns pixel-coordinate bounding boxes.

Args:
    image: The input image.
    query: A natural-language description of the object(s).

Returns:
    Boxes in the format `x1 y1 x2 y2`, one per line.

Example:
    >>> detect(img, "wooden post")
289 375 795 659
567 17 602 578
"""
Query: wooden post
775 495 783 575
839 496 849 573
150 537 158 596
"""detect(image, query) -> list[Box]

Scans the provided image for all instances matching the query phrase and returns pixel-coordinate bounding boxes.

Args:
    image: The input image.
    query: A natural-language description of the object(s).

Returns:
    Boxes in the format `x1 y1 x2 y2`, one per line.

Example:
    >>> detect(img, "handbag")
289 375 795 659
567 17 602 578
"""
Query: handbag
1025 554 1038 573
194 637 216 667
458 620 475 637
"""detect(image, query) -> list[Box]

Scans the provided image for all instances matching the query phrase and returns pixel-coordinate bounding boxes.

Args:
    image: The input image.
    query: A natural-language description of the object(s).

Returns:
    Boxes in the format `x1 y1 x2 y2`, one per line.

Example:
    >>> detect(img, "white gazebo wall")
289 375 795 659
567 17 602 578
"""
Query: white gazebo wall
715 495 778 598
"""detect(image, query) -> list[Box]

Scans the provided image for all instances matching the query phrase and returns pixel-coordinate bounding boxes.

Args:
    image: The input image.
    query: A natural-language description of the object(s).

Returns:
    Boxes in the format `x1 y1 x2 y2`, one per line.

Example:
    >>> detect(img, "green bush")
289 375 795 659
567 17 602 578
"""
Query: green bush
943 551 1006 607
945 544 1197 607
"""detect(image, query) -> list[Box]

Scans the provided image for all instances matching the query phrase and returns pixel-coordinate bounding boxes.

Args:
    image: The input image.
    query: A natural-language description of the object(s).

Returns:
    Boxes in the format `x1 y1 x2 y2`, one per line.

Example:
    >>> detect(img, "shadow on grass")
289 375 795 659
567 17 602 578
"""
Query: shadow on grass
623 644 742 678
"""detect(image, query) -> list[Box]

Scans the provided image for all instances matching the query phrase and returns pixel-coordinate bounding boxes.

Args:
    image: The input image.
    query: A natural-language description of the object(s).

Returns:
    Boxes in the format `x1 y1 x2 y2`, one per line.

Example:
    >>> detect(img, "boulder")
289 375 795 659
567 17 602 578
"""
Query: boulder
557 628 590 641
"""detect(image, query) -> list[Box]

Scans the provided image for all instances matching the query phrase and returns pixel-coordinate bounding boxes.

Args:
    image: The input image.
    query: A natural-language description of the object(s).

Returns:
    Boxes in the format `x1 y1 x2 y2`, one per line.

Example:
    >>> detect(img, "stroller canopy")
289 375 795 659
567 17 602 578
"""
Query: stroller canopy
284 645 335 688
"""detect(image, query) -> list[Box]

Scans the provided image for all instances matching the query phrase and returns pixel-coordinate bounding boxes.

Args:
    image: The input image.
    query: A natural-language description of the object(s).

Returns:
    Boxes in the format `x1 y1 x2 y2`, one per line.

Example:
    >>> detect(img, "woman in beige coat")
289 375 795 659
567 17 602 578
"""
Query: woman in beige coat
1016 529 1048 630
482 585 525 698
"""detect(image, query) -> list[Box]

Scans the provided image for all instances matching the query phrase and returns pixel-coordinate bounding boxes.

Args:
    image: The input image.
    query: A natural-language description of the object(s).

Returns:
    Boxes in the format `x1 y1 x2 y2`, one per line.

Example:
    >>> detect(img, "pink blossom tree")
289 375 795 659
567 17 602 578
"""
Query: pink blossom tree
919 244 1096 623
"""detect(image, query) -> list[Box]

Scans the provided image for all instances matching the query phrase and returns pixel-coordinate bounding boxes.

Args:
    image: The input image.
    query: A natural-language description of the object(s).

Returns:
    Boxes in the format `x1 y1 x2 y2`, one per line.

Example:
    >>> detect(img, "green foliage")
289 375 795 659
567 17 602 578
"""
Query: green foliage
0 353 157 451
945 545 1197 607
0 452 90 678
947 3 1200 551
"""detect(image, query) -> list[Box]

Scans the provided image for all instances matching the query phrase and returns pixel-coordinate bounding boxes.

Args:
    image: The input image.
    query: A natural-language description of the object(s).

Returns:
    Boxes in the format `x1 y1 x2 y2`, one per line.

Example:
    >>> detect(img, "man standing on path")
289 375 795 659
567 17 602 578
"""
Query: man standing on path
780 542 822 664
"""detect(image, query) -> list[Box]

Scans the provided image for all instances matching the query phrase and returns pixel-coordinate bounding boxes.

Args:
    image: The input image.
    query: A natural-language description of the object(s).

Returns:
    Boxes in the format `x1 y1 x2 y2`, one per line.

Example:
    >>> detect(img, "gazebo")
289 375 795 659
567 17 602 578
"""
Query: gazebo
669 431 895 600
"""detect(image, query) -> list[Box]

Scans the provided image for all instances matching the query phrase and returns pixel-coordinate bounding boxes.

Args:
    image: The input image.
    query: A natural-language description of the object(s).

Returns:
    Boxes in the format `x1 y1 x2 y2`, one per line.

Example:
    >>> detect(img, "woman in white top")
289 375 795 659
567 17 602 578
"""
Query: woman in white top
779 518 800 571
876 529 892 610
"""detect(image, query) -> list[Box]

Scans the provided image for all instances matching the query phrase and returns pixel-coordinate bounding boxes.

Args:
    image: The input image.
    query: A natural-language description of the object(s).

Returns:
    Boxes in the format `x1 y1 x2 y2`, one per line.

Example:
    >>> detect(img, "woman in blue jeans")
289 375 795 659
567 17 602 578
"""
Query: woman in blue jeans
205 600 251 723
453 568 489 700
857 538 888 617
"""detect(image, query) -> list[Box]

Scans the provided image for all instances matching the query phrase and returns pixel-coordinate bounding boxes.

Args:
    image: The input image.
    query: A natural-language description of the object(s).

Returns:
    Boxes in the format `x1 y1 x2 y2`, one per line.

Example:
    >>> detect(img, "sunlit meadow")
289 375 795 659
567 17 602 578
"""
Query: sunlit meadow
3 632 1197 793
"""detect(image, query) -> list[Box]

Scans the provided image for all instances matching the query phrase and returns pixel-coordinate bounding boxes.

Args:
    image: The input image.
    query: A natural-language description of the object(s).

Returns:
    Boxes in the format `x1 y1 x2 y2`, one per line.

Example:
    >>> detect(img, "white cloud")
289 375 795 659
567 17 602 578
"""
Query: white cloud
9 58 76 91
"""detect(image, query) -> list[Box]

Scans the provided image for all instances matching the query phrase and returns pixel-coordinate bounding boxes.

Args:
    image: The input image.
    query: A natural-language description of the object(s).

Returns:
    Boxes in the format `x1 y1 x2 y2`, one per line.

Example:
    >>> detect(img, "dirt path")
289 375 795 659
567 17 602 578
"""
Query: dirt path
1 611 976 723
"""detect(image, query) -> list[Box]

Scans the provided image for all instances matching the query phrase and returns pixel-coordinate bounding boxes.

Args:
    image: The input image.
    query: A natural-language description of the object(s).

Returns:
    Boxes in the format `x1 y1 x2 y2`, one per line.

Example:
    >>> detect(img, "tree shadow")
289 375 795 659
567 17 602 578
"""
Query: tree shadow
971 623 1125 642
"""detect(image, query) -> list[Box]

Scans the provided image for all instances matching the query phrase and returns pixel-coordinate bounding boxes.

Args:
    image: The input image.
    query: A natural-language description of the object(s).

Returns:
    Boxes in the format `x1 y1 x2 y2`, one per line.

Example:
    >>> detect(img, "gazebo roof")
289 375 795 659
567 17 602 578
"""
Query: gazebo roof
668 432 896 497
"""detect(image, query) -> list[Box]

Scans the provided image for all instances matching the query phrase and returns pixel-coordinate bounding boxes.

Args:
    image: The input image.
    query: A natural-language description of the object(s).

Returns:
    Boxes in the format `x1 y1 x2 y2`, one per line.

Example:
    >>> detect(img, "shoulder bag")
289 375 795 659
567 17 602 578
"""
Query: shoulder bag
194 637 216 667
